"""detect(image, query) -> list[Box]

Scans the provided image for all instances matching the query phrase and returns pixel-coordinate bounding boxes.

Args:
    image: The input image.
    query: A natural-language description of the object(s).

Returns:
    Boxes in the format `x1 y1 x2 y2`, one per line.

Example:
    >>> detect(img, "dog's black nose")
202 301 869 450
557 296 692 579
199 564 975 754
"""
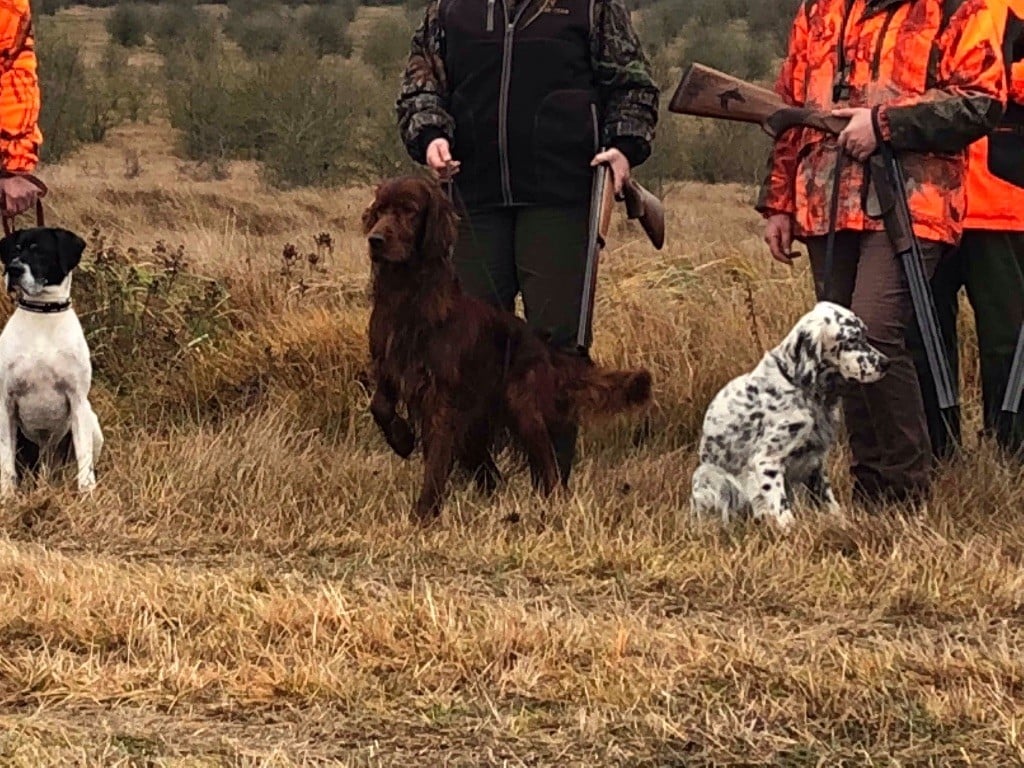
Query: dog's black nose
368 233 385 258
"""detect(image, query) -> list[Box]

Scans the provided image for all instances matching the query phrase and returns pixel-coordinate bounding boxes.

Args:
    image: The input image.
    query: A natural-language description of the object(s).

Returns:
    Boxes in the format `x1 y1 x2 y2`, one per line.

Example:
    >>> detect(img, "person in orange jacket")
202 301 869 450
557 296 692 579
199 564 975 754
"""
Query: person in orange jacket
0 0 41 218
757 0 1008 506
912 0 1024 459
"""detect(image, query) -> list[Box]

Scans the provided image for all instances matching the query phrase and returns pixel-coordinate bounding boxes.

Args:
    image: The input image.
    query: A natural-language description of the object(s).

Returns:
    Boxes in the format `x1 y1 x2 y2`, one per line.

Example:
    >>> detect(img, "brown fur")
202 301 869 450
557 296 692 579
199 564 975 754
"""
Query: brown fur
363 174 652 521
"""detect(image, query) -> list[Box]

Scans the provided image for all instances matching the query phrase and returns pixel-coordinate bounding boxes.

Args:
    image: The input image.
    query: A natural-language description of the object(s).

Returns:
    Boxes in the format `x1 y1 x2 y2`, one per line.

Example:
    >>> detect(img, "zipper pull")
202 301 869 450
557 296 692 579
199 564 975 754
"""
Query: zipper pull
486 0 495 31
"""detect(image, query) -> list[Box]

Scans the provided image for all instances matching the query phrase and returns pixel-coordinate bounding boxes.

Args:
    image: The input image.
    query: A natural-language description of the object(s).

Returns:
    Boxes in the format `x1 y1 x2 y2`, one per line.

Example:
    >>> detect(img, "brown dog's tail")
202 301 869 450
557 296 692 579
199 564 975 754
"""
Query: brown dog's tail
554 352 653 418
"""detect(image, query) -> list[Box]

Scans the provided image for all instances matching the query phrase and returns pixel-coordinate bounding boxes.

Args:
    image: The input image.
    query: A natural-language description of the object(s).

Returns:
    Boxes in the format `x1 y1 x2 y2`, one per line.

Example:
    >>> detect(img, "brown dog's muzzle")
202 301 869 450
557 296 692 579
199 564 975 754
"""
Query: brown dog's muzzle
368 232 386 262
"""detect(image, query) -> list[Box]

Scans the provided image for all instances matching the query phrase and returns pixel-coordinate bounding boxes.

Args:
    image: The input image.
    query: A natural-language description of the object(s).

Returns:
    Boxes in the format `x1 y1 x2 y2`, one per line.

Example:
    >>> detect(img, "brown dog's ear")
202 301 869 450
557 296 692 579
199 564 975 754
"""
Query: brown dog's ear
420 179 458 260
361 197 378 235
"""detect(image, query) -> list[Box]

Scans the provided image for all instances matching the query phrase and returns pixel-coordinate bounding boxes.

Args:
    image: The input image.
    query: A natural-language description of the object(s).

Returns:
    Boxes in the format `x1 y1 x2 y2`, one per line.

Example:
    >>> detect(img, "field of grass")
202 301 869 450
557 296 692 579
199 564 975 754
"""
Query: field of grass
1 5 1023 766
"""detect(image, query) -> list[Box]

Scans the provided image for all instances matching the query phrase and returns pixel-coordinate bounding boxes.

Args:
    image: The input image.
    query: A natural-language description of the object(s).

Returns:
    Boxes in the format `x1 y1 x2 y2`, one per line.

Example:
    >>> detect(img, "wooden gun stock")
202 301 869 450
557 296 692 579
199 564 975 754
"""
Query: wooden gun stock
620 179 665 250
594 178 665 251
668 63 846 138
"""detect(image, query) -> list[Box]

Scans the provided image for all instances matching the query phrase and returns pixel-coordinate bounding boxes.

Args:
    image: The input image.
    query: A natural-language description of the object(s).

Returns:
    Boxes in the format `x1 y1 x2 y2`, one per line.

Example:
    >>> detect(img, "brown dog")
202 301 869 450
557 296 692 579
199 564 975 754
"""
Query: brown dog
363 174 652 521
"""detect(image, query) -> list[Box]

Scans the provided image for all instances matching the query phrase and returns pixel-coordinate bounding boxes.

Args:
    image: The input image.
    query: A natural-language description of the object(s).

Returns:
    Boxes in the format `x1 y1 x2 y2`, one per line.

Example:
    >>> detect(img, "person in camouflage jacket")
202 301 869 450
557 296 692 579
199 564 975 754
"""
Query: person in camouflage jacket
395 0 658 483
758 0 1008 506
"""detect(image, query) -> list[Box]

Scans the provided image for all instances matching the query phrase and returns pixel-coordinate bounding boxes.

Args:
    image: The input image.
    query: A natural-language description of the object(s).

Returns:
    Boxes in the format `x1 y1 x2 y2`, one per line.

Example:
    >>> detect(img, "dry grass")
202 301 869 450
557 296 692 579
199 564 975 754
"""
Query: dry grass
2 28 1024 763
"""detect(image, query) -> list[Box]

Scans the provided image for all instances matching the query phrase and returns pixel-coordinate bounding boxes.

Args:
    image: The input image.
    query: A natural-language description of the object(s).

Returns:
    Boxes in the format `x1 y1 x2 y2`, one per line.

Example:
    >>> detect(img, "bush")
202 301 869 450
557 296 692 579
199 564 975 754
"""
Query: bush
361 11 413 80
680 20 774 81
106 2 150 47
251 47 360 187
36 27 140 161
300 4 353 57
164 41 260 163
75 231 231 401
224 2 295 57
150 1 216 56
748 0 802 55
33 0 75 16
165 38 407 187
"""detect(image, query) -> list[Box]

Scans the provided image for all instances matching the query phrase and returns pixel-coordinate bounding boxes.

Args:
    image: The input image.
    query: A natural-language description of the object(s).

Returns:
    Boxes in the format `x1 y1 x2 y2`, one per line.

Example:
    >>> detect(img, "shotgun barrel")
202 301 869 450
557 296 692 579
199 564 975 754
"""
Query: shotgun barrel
1002 322 1024 415
670 62 960 418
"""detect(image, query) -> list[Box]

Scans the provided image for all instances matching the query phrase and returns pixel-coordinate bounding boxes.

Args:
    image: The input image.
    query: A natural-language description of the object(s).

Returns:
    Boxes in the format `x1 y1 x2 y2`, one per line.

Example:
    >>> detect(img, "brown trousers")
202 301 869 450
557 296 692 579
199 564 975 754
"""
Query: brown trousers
805 230 948 502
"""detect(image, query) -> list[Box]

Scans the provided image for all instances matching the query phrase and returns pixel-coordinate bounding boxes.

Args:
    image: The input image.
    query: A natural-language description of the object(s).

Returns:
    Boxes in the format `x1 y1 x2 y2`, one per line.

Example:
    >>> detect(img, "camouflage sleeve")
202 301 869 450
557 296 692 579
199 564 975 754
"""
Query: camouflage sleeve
877 0 1006 153
756 2 809 217
395 1 455 165
592 0 659 167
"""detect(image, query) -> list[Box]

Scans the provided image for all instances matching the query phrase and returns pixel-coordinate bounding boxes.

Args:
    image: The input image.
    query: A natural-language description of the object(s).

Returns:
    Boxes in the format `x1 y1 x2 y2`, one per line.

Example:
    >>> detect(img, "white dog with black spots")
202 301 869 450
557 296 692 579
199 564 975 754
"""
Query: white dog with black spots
691 302 889 529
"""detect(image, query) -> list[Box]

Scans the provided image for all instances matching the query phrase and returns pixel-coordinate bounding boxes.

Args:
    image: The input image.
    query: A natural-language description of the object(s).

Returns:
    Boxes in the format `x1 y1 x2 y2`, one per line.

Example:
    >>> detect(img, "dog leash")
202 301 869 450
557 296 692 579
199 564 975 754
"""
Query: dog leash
0 173 48 237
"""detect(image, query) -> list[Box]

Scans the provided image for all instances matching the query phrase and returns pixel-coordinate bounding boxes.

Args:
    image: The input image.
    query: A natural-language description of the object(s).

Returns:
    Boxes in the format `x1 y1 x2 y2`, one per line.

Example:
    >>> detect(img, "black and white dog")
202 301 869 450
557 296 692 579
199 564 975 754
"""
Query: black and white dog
0 227 103 496
691 302 889 529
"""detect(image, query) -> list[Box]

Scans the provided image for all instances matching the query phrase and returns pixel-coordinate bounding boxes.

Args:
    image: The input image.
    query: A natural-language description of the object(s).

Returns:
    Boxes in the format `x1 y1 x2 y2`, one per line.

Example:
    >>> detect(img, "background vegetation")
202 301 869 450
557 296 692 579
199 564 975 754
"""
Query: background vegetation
37 0 801 187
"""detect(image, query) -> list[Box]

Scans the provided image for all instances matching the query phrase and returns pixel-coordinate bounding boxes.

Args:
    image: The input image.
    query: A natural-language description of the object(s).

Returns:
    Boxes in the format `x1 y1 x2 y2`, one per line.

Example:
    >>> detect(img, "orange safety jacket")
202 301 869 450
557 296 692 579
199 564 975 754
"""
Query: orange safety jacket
964 0 1024 230
0 0 39 174
757 0 1008 246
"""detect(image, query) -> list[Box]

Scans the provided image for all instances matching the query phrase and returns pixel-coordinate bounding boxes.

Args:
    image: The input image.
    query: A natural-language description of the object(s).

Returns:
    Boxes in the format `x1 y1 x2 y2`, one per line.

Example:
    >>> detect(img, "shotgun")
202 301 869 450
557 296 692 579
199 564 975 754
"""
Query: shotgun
576 160 666 352
1002 322 1024 415
668 63 959 418
577 158 614 351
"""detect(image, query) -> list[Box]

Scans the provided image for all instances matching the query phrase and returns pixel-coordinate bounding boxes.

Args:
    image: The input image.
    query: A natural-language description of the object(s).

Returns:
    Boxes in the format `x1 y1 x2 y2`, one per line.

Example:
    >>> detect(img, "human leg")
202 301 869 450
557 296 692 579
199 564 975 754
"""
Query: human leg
963 230 1024 456
809 230 946 504
515 204 590 482
451 207 518 310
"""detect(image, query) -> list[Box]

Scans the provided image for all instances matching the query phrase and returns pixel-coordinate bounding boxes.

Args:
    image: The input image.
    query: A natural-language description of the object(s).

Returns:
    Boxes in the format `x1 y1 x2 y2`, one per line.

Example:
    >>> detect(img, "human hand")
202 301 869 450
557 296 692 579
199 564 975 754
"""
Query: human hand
591 147 630 195
0 175 39 217
832 107 878 161
426 138 460 180
764 213 796 265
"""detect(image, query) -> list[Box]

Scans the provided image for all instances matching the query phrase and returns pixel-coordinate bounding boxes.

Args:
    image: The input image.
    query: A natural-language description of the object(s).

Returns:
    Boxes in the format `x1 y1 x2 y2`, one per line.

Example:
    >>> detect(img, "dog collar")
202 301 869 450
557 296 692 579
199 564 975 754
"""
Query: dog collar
17 297 72 314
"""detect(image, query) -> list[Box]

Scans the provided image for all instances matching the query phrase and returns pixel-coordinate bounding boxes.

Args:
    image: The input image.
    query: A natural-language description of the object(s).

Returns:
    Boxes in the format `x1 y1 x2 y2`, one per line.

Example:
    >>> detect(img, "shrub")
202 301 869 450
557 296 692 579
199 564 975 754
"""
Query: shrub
36 27 139 161
224 2 295 57
106 2 150 47
300 4 353 57
747 0 802 55
164 41 260 163
33 0 75 16
75 231 231 402
150 2 216 56
361 11 413 80
252 48 360 187
680 20 774 82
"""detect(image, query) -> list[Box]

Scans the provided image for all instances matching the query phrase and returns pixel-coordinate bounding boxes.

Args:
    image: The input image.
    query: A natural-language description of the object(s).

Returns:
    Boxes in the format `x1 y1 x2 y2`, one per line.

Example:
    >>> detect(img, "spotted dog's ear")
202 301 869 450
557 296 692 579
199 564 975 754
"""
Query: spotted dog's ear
790 328 823 386
53 228 86 275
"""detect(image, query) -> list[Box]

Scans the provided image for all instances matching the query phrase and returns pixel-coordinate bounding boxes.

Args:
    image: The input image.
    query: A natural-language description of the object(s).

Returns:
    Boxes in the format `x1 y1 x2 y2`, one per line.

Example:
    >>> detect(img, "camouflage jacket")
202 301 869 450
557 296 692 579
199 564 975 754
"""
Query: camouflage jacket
396 0 658 171
757 0 1007 245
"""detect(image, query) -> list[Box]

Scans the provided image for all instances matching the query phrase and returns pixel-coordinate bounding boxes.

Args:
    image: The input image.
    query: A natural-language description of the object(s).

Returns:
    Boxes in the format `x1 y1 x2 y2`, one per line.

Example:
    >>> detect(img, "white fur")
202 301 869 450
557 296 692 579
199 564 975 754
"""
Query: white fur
0 272 103 496
691 302 888 530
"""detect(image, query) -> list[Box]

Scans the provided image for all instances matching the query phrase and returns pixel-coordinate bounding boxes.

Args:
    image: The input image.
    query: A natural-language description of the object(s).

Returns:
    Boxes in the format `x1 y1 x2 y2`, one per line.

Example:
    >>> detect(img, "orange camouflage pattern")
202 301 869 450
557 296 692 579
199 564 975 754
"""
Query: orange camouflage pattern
0 0 39 174
758 0 1008 245
964 0 1024 230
